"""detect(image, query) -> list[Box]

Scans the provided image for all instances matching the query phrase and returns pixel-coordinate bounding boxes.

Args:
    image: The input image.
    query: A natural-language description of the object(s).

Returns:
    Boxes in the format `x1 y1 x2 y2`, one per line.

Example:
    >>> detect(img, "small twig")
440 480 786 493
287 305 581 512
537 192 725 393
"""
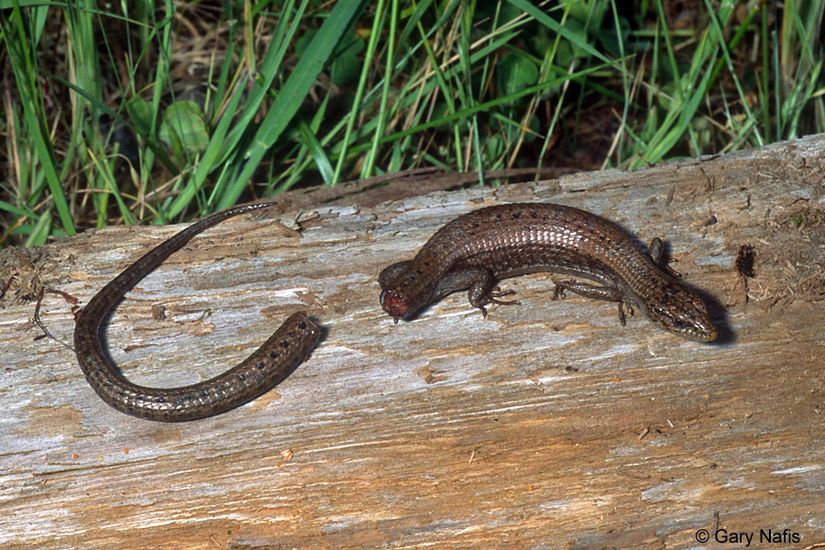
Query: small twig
33 288 79 352
0 275 14 300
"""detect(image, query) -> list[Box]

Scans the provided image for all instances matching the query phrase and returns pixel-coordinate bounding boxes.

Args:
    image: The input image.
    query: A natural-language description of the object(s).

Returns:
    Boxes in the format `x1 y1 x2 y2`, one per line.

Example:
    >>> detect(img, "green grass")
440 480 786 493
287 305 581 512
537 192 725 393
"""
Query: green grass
1 0 824 246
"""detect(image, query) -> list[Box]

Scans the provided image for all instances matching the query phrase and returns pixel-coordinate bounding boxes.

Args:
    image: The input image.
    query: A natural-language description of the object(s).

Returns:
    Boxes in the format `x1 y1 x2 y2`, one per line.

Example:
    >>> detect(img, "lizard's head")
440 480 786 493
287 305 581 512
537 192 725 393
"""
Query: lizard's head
643 282 717 341
378 260 429 321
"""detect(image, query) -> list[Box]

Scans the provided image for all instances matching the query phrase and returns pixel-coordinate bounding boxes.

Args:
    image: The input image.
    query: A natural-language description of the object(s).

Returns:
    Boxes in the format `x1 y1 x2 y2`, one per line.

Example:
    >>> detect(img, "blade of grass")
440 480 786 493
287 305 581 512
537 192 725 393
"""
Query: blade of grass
166 74 251 218
362 0 398 177
412 4 466 170
3 2 75 237
506 0 613 65
88 149 137 225
702 0 763 146
332 0 387 182
220 0 307 162
295 120 335 183
215 0 367 209
352 61 617 155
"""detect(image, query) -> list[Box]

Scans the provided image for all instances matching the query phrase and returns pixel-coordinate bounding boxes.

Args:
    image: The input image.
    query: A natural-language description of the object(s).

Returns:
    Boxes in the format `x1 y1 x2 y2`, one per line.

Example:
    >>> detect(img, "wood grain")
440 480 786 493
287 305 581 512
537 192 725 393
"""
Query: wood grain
2 135 825 549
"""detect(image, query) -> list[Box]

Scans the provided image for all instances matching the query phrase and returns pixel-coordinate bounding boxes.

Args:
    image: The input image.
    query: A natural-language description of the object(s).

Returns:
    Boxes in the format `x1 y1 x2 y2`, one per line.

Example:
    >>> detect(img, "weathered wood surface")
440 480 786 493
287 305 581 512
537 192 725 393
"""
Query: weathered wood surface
2 135 825 549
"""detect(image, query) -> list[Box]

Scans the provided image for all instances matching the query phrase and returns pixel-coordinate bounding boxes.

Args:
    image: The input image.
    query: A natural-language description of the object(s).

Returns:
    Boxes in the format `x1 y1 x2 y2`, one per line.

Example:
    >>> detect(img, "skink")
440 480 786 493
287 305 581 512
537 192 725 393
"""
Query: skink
73 203 321 422
379 203 716 341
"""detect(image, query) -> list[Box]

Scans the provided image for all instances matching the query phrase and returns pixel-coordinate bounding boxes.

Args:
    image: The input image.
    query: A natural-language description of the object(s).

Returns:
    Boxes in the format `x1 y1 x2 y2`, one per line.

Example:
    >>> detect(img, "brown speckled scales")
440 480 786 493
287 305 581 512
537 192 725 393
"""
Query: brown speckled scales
73 203 321 422
379 203 716 341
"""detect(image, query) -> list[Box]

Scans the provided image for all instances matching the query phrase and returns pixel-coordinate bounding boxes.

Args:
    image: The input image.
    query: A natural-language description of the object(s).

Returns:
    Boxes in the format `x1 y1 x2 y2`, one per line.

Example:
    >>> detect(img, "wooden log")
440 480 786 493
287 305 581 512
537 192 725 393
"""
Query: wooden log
2 134 824 548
